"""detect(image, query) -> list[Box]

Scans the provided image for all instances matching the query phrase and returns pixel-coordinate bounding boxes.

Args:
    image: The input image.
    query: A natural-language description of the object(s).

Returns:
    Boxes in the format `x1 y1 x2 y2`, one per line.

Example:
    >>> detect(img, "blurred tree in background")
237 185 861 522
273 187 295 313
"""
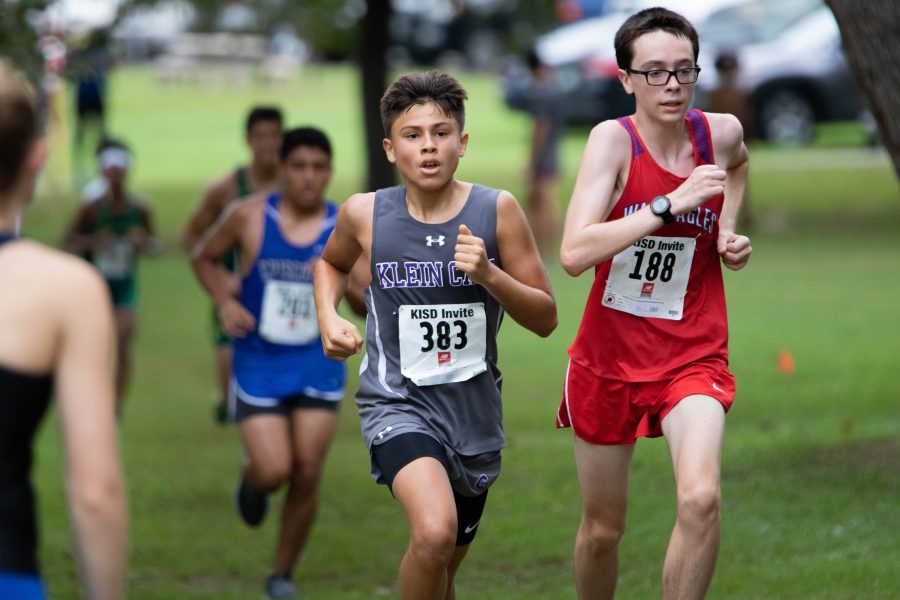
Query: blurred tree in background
0 0 52 81
2 0 558 189
826 0 900 177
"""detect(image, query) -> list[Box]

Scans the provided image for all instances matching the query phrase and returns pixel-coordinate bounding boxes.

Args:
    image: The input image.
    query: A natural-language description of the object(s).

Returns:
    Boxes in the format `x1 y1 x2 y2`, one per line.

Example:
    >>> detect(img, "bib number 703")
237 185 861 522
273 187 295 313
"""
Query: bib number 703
628 250 676 282
419 320 468 351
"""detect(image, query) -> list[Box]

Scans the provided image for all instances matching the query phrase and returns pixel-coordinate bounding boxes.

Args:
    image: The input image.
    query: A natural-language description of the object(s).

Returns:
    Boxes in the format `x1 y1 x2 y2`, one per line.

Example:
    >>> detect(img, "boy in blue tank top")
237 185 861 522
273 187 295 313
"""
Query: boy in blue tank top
314 72 558 600
182 106 283 424
192 127 362 600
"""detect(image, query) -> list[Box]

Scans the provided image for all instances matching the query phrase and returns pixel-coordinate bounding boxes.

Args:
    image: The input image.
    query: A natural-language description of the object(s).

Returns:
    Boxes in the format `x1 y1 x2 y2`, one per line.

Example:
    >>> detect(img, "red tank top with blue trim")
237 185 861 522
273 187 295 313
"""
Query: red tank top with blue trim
569 108 729 381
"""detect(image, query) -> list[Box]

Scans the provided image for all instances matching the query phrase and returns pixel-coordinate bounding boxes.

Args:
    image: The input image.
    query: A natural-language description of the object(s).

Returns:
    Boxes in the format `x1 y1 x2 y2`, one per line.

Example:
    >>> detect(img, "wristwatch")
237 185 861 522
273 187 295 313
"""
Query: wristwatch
650 195 675 224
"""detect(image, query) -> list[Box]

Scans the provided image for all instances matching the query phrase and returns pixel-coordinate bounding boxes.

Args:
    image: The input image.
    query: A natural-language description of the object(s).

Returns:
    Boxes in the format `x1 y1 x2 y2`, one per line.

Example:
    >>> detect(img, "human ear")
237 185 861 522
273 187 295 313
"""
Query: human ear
26 138 48 177
382 138 396 164
618 69 634 95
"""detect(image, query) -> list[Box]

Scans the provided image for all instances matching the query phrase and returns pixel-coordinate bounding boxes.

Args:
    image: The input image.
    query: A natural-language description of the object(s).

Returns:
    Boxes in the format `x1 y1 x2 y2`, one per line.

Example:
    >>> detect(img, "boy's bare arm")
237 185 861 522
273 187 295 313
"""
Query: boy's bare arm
134 203 160 254
343 258 370 318
55 264 127 600
62 204 98 255
190 203 255 336
712 113 750 232
560 121 654 275
455 191 557 337
314 194 370 359
710 112 752 271
181 173 234 251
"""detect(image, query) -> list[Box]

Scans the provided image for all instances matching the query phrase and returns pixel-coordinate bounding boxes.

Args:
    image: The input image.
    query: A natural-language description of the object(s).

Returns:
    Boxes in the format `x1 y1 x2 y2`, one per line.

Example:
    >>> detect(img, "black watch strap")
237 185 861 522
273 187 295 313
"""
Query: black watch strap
651 195 675 224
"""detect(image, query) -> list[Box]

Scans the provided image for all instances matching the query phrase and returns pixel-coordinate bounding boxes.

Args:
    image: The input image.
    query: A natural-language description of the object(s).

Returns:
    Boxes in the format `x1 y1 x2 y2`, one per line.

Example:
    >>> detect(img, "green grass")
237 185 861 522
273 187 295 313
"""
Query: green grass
27 65 899 599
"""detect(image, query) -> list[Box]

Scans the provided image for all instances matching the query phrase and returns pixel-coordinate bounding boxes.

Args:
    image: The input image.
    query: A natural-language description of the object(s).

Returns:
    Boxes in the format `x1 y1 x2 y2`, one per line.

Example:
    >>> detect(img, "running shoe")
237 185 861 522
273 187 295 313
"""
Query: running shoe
235 476 267 527
265 573 297 599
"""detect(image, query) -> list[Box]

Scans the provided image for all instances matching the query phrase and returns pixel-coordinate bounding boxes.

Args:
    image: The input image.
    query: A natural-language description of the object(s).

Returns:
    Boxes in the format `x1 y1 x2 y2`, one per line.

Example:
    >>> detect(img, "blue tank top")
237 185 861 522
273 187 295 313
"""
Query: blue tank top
231 194 345 402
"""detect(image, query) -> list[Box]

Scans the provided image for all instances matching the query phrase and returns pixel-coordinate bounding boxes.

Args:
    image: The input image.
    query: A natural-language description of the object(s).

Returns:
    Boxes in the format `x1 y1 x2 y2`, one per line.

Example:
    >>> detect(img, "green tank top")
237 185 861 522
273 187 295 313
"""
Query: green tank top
89 197 143 283
220 166 253 273
234 165 252 198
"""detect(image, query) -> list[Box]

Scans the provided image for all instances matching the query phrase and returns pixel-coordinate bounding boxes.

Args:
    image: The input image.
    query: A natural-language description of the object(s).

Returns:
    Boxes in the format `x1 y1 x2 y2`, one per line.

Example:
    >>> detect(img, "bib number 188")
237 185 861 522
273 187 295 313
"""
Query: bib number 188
628 250 676 282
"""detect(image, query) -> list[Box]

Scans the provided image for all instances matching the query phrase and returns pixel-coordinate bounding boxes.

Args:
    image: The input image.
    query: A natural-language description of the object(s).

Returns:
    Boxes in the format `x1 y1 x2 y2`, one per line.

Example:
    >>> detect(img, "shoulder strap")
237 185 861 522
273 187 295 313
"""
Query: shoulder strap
235 166 250 198
616 116 645 159
685 108 714 165
263 192 280 222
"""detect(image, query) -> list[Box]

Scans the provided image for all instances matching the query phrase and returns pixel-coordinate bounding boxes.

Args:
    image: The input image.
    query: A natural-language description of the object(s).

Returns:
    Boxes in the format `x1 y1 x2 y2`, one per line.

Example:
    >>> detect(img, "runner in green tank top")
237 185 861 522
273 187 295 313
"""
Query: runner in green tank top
63 137 157 415
182 106 283 423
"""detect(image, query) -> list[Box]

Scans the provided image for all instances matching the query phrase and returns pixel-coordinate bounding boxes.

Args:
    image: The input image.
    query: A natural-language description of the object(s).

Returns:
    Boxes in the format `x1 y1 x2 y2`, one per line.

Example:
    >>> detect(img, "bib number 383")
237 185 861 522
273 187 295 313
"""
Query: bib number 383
398 303 487 387
603 236 695 320
259 280 319 345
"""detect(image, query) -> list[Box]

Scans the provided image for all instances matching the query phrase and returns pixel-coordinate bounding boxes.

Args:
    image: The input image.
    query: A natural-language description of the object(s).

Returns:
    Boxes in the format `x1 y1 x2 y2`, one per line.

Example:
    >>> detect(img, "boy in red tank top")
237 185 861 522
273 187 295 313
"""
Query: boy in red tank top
557 8 752 599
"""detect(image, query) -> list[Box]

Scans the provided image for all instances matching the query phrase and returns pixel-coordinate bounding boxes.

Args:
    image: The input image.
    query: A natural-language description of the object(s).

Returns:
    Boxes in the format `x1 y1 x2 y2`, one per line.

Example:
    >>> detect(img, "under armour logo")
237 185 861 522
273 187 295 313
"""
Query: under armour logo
425 235 445 247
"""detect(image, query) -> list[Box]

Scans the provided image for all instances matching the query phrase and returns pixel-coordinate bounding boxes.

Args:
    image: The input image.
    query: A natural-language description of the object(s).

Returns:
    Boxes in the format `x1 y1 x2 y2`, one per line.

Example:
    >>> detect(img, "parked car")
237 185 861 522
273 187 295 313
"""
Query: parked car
389 0 513 69
503 0 864 145
698 2 864 144
502 10 633 125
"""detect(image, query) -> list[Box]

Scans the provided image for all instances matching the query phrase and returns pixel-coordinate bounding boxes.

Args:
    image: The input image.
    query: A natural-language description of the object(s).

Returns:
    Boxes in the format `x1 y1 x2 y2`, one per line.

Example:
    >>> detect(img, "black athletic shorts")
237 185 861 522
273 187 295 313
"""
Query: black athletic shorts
372 432 489 546
229 390 339 423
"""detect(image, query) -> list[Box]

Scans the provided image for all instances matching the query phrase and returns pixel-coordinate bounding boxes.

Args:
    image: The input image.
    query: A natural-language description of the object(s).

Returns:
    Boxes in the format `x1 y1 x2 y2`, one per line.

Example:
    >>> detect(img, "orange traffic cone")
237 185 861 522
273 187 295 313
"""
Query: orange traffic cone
777 349 795 375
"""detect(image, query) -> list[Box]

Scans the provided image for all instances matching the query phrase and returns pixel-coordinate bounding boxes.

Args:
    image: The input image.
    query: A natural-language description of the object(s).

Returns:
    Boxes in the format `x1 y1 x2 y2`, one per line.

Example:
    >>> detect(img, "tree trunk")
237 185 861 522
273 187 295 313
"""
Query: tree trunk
826 0 900 177
360 0 395 192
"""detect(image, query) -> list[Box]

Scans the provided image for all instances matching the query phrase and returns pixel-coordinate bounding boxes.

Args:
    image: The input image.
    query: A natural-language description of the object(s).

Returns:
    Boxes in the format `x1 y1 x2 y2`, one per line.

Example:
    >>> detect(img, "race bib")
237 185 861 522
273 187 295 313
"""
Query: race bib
602 236 695 320
258 280 319 345
398 303 487 387
94 238 132 280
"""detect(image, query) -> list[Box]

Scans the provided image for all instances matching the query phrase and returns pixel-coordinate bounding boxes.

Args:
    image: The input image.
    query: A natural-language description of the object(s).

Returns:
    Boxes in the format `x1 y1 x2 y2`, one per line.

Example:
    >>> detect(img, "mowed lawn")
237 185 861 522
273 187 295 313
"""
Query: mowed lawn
25 65 899 599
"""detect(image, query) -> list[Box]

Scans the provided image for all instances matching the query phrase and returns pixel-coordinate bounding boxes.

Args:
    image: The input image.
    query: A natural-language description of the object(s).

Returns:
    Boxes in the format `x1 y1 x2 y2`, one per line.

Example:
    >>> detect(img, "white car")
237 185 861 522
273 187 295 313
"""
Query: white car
700 3 864 144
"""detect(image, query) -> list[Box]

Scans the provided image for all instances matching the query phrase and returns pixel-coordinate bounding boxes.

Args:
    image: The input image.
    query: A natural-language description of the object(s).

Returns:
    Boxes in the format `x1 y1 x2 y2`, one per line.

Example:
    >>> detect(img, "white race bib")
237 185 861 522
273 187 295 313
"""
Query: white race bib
258 280 319 345
603 236 695 320
94 238 132 279
398 303 487 387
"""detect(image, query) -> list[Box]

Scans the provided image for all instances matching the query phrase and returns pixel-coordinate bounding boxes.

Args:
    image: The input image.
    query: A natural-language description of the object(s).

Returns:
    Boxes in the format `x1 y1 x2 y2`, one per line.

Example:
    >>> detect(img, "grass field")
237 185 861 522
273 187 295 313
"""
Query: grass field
26 65 900 599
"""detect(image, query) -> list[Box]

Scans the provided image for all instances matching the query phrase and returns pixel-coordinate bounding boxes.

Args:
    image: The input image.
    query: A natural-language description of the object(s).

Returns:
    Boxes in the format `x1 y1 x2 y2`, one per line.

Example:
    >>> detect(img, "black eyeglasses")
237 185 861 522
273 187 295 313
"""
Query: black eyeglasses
626 67 701 86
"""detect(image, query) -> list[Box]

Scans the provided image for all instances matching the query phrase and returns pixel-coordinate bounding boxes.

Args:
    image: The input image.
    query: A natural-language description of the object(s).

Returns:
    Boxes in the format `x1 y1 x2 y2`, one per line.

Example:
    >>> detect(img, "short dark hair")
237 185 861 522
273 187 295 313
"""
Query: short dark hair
246 105 283 134
0 61 38 194
280 127 332 161
614 7 699 70
380 72 468 137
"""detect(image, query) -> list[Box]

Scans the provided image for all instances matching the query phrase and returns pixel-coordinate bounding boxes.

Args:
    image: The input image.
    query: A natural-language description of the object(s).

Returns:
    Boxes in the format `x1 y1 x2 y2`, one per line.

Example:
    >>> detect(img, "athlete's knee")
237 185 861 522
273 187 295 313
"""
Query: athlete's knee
409 517 457 567
578 514 626 555
676 482 720 529
289 457 325 493
248 462 291 492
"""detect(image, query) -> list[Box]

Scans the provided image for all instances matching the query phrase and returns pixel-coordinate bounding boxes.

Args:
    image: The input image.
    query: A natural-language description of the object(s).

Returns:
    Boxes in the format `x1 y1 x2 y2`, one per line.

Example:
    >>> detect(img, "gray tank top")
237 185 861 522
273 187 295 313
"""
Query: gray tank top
357 183 506 455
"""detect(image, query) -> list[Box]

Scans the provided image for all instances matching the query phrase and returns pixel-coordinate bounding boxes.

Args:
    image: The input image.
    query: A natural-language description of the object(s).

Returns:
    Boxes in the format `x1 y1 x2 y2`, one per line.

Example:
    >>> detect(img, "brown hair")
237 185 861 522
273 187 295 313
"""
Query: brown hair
380 71 468 137
245 105 283 134
614 7 699 70
0 61 38 194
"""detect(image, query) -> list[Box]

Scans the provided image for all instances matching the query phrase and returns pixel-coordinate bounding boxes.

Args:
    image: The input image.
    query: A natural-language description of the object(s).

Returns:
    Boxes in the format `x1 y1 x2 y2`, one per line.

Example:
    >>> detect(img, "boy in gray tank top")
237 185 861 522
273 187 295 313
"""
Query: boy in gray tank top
314 71 558 599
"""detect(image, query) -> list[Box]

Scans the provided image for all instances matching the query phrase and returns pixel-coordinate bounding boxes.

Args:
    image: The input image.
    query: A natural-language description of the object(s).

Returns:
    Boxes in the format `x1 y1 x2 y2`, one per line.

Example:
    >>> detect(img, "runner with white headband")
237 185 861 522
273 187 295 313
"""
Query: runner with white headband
63 137 158 415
